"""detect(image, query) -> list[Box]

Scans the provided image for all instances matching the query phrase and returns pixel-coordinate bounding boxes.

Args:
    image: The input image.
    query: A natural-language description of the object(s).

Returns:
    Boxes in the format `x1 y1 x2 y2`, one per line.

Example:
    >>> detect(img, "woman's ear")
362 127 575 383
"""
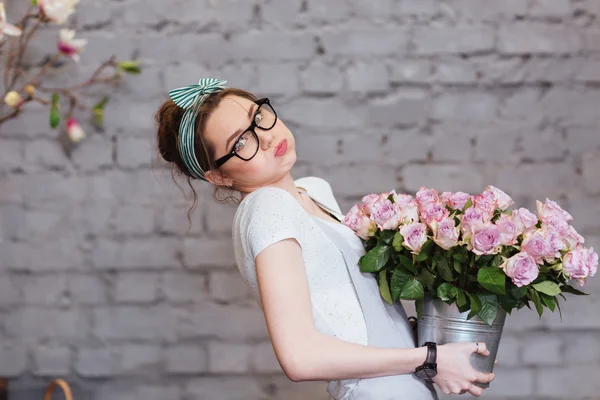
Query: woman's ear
204 170 234 187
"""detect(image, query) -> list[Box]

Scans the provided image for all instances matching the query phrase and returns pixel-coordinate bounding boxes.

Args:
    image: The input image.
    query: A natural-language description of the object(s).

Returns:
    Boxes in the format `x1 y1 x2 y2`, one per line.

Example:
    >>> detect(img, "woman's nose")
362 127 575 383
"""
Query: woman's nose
258 130 274 150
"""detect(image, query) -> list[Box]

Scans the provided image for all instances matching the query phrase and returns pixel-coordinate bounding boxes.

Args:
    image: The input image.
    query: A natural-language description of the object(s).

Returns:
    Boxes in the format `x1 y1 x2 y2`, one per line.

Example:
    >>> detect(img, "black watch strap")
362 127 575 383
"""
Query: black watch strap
424 342 437 364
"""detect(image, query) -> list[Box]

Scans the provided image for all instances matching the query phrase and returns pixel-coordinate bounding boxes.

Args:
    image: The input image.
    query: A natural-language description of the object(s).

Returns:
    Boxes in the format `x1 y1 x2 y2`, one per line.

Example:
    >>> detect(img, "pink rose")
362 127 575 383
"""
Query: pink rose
485 185 514 211
416 187 439 206
495 214 521 246
541 215 570 239
500 252 539 287
460 207 485 240
392 193 420 223
371 200 402 230
588 248 598 279
563 225 585 251
432 218 459 250
343 204 378 240
536 198 573 223
563 246 595 287
470 224 501 255
420 201 450 229
441 191 471 210
512 208 538 232
400 222 428 254
521 230 551 264
361 193 387 216
472 191 496 221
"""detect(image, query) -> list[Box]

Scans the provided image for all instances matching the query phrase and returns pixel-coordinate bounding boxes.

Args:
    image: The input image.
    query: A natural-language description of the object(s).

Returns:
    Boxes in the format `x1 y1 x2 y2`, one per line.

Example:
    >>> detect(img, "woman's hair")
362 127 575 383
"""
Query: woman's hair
154 88 257 224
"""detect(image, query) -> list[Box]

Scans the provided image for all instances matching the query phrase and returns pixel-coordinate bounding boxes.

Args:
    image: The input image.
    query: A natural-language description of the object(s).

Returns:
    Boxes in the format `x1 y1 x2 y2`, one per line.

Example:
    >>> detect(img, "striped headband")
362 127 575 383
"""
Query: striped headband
168 78 228 181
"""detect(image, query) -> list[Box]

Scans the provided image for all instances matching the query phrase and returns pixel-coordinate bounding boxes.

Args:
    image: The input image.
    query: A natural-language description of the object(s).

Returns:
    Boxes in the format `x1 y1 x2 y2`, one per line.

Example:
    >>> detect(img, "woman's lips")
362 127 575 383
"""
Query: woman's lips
275 139 288 157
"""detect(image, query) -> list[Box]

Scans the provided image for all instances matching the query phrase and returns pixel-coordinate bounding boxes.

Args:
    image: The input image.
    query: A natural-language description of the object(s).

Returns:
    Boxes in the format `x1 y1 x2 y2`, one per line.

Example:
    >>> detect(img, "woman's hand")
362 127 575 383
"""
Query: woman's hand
432 342 495 397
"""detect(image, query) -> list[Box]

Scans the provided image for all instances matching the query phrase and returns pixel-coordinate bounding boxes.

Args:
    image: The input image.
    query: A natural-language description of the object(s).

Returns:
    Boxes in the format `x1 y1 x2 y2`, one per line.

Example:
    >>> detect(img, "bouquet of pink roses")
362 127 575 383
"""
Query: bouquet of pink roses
342 186 598 326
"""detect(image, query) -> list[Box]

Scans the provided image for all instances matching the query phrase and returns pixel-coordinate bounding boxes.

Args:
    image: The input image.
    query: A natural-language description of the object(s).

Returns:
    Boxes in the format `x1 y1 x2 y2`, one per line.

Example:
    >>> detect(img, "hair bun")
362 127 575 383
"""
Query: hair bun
155 99 185 164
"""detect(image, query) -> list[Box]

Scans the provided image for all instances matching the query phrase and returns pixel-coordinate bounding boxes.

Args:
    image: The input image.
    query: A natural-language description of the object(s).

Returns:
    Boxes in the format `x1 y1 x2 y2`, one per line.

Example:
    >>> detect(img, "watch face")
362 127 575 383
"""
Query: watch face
416 366 437 380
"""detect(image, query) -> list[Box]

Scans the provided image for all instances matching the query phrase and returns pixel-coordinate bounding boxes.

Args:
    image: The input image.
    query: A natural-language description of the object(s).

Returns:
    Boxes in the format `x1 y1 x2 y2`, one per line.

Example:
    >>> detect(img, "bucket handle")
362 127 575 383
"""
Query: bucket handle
43 379 73 400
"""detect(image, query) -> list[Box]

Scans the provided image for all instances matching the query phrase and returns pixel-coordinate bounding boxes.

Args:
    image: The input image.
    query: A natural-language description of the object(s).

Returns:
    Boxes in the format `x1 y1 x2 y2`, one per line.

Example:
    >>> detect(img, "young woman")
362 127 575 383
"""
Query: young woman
155 78 495 400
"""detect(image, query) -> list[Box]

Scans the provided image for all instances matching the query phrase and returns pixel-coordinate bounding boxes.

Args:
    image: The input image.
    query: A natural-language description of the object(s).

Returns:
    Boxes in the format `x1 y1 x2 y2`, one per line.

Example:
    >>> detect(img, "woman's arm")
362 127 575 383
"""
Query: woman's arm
255 238 493 394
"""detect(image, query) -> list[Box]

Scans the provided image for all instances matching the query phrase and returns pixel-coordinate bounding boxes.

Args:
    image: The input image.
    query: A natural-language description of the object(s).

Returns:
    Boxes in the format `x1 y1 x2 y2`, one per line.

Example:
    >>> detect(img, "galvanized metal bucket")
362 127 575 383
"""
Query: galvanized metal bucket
417 294 506 388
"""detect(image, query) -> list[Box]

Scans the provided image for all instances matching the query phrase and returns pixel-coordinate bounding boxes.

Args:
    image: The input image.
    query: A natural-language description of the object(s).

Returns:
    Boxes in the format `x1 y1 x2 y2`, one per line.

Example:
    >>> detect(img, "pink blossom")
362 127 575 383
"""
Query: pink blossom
536 198 573 223
66 117 85 142
500 252 539 287
495 214 521 246
521 230 551 264
416 187 439 206
541 215 570 239
470 224 501 255
361 193 387 216
512 208 538 232
563 225 585 251
432 218 459 250
0 3 22 39
400 222 428 254
370 200 402 230
420 201 450 229
343 204 377 240
563 246 596 287
472 191 496 221
485 185 514 210
441 191 471 210
392 193 420 223
460 207 485 240
58 29 87 62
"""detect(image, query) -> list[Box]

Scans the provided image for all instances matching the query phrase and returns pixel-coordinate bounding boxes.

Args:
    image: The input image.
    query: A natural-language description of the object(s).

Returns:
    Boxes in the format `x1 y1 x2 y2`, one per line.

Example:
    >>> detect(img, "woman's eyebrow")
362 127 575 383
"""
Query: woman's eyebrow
225 103 257 151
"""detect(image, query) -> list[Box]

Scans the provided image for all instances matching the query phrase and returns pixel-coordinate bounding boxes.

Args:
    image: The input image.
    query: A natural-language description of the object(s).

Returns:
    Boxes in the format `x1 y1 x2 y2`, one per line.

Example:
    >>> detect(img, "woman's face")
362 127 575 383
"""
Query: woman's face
203 95 297 192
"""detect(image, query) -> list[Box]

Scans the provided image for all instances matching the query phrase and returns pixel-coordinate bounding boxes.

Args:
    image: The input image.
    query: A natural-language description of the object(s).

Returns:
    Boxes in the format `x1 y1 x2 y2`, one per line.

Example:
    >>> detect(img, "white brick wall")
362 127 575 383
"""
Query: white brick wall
1 0 599 398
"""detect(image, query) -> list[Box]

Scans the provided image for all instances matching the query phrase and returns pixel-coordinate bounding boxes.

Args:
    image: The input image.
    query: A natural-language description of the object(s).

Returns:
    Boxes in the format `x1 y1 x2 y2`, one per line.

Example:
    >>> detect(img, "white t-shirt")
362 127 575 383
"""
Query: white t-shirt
232 176 368 347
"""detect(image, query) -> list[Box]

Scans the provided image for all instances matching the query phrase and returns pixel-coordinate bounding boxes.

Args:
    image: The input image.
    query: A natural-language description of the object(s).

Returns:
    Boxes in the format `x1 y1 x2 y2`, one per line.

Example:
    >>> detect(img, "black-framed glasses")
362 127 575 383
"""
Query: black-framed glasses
214 98 277 168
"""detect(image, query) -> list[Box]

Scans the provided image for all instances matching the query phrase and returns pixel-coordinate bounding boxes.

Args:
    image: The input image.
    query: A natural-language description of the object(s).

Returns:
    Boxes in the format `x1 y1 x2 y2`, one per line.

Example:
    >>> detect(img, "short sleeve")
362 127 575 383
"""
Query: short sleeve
239 187 305 260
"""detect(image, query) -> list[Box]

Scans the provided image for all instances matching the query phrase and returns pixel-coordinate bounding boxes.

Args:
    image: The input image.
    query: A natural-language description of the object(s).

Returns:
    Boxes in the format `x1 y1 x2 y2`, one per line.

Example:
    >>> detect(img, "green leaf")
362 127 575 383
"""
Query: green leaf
92 95 109 128
491 254 503 268
456 287 467 307
555 296 563 322
415 298 424 319
359 245 391 273
509 285 528 299
379 230 395 245
400 278 424 300
477 267 506 295
540 293 556 312
397 253 414 269
31 0 38 5
467 292 481 320
476 293 499 326
416 269 436 292
453 259 463 274
532 281 561 297
378 270 393 305
462 197 473 212
415 239 434 262
436 255 454 282
528 287 544 317
391 269 413 301
437 283 455 301
498 295 518 314
49 93 60 129
392 231 404 252
560 284 589 296
116 60 142 74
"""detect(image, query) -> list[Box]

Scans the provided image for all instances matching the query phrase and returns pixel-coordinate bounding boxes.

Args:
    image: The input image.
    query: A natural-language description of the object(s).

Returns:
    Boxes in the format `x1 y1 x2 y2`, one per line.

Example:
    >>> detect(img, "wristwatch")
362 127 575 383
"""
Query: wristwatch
415 341 438 381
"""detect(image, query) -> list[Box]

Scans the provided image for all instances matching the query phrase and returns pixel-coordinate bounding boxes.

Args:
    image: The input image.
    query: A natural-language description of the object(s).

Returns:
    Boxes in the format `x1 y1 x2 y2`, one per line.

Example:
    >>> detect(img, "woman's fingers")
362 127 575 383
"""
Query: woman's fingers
467 384 484 397
474 371 495 384
473 341 490 356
